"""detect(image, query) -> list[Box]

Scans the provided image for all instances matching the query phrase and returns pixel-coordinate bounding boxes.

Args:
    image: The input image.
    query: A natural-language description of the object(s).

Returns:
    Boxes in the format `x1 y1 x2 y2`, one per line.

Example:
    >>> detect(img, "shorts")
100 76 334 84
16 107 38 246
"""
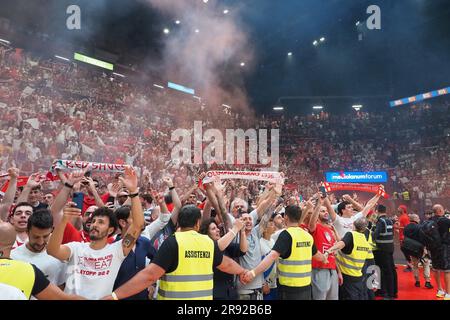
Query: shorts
430 244 450 272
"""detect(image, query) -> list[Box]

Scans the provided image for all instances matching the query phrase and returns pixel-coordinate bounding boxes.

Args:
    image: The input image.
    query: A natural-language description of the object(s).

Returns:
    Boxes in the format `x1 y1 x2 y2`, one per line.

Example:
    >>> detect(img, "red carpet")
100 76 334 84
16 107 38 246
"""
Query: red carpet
393 264 445 300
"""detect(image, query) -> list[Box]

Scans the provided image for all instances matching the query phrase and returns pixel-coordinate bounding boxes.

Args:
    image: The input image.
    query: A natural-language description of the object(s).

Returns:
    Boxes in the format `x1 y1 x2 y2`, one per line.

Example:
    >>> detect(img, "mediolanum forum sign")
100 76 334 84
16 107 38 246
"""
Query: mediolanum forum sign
325 171 388 183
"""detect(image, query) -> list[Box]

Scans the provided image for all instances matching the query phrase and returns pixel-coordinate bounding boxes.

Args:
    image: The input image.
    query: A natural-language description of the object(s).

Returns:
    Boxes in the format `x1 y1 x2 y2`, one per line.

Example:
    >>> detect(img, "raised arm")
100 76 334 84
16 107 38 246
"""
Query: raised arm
324 194 337 222
0 167 19 221
217 217 244 251
119 166 145 257
308 194 324 233
16 173 41 203
299 198 314 226
255 183 280 220
47 204 78 261
50 170 85 227
180 184 198 204
342 194 364 212
83 177 105 208
360 192 382 217
163 176 181 218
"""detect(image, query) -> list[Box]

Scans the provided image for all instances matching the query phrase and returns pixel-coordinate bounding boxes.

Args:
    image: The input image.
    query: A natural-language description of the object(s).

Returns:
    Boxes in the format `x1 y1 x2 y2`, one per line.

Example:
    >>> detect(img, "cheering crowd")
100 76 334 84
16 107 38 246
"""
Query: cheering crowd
0 44 449 300
0 166 449 300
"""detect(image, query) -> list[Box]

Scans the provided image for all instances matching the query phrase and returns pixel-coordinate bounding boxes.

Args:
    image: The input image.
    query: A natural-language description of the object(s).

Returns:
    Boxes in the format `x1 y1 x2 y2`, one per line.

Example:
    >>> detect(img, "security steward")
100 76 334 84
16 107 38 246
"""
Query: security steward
0 222 82 300
373 204 398 300
104 205 248 300
326 217 371 300
243 205 327 300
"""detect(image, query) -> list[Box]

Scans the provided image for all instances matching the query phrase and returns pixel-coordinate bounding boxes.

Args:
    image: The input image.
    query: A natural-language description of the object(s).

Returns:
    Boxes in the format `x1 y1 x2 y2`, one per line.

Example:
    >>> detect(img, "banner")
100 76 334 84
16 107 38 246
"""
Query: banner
326 171 387 183
0 176 29 195
324 182 389 199
51 160 129 173
203 171 284 185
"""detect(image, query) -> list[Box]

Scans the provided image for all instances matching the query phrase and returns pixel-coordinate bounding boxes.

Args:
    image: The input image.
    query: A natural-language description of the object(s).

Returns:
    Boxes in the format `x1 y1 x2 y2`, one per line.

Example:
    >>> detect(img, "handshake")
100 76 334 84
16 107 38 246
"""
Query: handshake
239 269 257 285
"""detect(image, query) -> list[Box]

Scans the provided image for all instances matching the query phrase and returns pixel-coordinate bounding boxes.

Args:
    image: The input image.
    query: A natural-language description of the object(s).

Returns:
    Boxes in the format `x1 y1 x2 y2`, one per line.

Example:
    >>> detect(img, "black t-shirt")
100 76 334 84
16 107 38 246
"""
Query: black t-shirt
152 234 224 273
31 264 50 296
433 216 450 242
404 222 423 242
272 230 317 259
341 232 354 255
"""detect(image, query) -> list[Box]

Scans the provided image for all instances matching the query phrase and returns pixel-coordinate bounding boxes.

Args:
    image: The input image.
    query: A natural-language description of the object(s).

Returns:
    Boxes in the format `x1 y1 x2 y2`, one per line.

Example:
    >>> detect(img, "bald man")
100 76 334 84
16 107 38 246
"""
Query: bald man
0 222 83 300
430 204 450 299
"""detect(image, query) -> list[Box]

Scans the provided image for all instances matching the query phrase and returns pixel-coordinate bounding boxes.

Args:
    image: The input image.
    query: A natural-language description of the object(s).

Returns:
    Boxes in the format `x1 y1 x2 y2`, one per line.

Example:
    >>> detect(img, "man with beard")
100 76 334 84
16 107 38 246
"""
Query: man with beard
11 210 66 288
0 222 84 300
50 171 114 244
47 166 145 299
308 194 341 300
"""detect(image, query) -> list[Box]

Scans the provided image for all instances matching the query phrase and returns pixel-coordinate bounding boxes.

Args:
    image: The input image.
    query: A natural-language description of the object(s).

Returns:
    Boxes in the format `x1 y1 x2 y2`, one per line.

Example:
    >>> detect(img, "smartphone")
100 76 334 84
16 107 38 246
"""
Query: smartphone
72 192 84 210
319 186 327 197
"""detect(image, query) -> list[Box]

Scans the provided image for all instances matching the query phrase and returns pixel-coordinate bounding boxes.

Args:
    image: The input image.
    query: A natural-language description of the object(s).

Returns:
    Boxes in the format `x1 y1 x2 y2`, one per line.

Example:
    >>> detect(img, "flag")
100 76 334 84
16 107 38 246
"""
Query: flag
0 176 29 194
24 118 40 130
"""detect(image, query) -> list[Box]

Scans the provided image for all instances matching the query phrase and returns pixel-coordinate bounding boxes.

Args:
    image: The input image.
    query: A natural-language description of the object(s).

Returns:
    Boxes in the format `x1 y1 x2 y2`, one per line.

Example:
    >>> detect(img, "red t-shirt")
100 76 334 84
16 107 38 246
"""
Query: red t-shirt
398 213 410 242
311 223 337 270
62 222 115 244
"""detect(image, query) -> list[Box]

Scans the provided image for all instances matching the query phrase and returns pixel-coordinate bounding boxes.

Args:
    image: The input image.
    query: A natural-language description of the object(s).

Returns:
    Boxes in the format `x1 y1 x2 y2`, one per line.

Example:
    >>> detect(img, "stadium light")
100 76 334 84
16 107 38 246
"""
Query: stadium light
356 21 361 26
203 0 208 3
163 28 170 34
224 9 229 14
193 96 201 100
175 20 181 25
0 38 11 44
313 106 323 110
352 104 363 111
195 29 200 33
153 84 164 89
320 37 326 42
287 52 293 56
55 55 70 62
113 72 125 78
313 40 319 46
273 106 284 111
240 62 245 67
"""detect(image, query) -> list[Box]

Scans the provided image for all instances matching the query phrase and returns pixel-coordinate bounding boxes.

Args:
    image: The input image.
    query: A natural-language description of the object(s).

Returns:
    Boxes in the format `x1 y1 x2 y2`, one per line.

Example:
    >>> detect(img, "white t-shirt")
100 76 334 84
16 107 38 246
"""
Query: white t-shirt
11 244 67 286
0 284 27 300
332 212 363 239
260 238 277 289
141 213 171 240
63 240 126 300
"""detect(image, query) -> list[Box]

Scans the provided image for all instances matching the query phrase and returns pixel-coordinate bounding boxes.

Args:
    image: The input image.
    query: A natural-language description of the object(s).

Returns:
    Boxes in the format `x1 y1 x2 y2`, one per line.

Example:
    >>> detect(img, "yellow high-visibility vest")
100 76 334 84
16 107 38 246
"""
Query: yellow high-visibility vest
157 231 214 300
366 231 376 259
336 231 370 277
403 191 410 201
277 227 313 287
0 259 35 299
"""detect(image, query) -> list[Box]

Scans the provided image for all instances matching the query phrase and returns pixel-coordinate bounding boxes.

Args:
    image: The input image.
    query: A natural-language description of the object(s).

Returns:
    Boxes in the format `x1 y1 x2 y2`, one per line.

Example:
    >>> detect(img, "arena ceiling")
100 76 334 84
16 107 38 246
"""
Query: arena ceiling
1 0 450 114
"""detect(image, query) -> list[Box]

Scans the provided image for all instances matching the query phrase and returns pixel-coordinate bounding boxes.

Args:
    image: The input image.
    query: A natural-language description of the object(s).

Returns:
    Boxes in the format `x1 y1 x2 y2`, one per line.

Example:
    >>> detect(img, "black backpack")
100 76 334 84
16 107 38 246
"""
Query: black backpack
419 220 442 250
